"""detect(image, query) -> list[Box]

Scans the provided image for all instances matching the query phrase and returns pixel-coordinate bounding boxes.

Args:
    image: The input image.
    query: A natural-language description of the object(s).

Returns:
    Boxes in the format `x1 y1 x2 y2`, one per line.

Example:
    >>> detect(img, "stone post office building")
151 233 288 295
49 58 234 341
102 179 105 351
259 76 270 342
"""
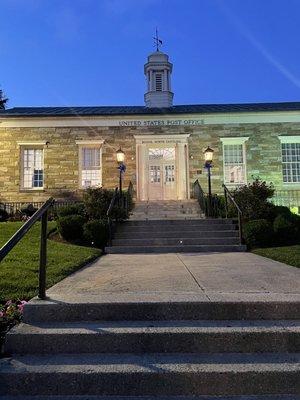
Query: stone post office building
0 49 300 210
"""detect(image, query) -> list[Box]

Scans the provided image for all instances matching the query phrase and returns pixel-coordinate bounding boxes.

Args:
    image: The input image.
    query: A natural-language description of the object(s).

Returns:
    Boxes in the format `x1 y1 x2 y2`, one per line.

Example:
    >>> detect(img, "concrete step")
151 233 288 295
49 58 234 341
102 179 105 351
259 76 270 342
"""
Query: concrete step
105 245 246 253
1 353 299 396
1 396 299 400
125 219 236 226
130 215 205 220
118 225 238 233
5 320 300 355
111 238 240 246
115 230 240 239
23 301 300 323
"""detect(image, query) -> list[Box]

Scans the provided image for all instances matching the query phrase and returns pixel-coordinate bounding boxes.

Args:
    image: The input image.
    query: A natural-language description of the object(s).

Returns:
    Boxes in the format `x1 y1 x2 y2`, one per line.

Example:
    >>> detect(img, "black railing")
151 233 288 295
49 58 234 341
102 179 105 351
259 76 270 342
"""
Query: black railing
0 198 55 300
193 179 207 215
222 184 243 244
193 180 243 244
106 181 134 246
107 188 119 246
271 190 300 208
0 200 81 217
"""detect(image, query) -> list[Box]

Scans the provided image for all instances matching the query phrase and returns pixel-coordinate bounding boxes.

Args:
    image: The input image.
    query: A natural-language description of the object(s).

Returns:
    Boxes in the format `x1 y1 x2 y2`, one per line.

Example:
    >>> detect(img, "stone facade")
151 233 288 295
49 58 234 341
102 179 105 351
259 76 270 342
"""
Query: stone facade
0 121 300 206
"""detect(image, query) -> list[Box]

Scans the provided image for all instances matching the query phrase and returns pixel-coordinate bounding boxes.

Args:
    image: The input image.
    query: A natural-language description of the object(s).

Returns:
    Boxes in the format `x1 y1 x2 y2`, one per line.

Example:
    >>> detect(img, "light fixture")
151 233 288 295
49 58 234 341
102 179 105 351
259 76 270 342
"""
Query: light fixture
204 146 214 163
116 147 125 163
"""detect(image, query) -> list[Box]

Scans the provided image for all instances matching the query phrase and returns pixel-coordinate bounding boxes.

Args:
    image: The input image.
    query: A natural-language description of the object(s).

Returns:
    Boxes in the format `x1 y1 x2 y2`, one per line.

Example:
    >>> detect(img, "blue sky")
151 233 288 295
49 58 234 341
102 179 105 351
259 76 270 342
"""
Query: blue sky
1 0 300 107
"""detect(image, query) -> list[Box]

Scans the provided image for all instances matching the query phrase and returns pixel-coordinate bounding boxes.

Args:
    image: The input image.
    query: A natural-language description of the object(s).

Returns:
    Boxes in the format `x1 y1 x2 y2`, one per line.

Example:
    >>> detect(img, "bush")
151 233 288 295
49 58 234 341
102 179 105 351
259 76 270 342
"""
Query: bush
83 188 130 221
21 204 37 217
233 179 275 221
243 219 273 249
272 205 293 219
273 214 298 245
83 188 115 220
0 209 9 222
56 203 85 218
83 219 108 248
57 215 85 242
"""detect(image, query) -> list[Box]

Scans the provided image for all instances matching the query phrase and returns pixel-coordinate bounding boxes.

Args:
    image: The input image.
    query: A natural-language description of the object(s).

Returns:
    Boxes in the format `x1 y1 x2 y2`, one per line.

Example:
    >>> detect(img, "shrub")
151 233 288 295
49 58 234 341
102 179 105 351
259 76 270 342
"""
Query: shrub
83 219 108 248
57 215 85 242
21 204 37 217
56 203 85 218
83 187 130 221
83 188 115 220
273 214 297 245
0 209 9 222
272 205 293 219
233 179 275 221
243 219 273 249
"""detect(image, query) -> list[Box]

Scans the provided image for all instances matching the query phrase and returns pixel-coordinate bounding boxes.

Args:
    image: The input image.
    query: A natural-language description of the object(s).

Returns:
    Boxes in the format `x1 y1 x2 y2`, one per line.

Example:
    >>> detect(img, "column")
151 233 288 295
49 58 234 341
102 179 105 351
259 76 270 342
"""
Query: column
177 142 187 200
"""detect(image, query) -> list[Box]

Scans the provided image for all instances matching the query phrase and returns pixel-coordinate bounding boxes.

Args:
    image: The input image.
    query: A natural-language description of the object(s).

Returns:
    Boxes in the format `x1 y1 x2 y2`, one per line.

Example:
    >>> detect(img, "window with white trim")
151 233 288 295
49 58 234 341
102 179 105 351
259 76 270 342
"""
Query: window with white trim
21 148 44 189
80 146 102 188
281 142 300 183
221 137 248 185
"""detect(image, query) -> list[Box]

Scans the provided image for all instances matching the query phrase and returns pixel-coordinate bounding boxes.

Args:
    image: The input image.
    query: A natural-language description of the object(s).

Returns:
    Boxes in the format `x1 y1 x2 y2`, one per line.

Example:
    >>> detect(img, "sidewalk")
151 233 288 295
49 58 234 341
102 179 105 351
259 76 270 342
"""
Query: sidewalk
41 252 300 304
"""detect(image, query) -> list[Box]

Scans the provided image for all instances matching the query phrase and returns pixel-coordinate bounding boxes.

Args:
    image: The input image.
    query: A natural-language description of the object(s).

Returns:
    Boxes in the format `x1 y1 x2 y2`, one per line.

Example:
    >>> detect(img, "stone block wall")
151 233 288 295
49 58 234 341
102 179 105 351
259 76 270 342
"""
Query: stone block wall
0 122 299 205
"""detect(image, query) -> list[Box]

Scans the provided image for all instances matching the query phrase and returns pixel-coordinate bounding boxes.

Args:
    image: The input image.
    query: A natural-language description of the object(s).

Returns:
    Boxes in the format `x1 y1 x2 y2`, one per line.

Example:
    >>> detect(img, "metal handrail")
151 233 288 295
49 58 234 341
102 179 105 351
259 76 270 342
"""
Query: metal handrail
0 197 55 299
222 184 243 244
107 188 119 246
106 182 134 246
193 179 208 215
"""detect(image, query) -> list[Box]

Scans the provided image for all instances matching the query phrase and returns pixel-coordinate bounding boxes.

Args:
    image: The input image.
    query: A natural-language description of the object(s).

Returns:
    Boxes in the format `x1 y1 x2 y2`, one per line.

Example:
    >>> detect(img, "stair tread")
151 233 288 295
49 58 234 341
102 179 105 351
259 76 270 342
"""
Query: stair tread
1 353 300 373
0 396 299 400
9 319 300 335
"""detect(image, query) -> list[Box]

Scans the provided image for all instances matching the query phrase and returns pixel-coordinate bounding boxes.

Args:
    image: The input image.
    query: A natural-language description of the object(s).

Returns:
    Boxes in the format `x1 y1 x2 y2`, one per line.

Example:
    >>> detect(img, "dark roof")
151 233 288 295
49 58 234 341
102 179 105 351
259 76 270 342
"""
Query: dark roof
1 102 300 117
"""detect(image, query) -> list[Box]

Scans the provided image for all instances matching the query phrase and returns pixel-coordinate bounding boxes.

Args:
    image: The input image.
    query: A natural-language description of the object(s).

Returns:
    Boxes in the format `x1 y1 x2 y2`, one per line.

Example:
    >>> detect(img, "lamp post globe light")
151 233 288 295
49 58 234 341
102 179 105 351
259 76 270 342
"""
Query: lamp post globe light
204 146 214 216
116 147 126 195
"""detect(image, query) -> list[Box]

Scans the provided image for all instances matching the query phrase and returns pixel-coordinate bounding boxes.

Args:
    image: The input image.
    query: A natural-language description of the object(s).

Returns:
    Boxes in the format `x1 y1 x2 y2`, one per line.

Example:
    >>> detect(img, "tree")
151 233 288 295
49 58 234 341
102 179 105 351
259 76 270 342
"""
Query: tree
0 89 8 109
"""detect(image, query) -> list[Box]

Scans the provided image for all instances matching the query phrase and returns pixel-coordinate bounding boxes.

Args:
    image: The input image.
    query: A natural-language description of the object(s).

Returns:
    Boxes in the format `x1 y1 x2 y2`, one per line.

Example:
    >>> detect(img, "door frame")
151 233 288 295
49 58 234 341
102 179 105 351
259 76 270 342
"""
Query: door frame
134 134 190 201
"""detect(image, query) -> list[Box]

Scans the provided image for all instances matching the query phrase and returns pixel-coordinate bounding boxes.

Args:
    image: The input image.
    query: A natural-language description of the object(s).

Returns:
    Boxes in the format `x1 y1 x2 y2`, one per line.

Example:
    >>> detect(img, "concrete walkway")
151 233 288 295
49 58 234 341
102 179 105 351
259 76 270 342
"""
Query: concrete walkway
43 252 300 304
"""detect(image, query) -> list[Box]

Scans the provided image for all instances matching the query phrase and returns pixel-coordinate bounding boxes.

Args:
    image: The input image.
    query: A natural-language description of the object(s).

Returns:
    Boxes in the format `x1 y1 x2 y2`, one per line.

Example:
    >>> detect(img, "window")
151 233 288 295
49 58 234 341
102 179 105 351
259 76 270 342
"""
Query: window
281 142 300 183
21 148 44 189
155 73 162 91
149 165 161 183
221 137 249 185
80 147 101 188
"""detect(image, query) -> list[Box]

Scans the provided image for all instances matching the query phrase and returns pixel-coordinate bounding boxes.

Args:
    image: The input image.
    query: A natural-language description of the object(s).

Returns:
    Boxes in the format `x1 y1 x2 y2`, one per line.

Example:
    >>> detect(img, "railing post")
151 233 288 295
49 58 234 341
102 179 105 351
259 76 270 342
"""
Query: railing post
238 211 243 245
223 185 228 219
38 211 48 300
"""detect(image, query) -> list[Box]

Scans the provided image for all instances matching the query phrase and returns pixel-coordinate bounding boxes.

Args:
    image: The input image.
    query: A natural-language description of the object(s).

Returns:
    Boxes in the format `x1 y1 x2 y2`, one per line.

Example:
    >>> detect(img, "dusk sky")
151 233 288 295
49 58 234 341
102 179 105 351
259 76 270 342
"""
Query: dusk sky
1 0 300 108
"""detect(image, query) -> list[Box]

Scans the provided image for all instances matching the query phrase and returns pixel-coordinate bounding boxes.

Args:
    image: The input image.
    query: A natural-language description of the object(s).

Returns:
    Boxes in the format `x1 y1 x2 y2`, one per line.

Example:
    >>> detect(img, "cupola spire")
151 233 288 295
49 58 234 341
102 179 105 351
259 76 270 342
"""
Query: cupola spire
144 31 174 108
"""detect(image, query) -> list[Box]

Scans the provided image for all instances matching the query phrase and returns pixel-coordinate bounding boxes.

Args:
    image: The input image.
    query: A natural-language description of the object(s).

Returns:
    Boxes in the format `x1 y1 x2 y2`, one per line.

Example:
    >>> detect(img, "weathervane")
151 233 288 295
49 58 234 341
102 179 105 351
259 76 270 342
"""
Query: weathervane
153 28 162 51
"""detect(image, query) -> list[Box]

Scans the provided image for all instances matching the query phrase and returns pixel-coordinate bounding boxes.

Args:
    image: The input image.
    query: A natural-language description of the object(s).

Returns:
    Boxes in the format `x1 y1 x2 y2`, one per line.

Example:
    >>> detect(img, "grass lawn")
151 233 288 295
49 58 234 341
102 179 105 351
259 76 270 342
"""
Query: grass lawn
252 245 300 268
0 221 101 302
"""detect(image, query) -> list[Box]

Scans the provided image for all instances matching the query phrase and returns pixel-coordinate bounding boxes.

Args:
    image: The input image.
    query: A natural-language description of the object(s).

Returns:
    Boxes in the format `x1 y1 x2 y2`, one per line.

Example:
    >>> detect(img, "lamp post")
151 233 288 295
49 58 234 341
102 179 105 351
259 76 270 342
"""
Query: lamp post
116 147 125 196
204 146 214 216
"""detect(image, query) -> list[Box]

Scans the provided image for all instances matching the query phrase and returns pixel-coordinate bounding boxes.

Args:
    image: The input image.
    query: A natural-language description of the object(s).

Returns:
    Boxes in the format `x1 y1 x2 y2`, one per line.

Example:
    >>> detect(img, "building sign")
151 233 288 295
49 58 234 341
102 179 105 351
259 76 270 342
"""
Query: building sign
118 119 204 127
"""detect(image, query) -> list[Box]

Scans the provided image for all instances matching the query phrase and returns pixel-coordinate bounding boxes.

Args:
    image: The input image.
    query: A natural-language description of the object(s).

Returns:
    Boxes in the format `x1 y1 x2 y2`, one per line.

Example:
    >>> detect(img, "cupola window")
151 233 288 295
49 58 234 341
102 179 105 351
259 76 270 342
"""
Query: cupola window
155 73 162 91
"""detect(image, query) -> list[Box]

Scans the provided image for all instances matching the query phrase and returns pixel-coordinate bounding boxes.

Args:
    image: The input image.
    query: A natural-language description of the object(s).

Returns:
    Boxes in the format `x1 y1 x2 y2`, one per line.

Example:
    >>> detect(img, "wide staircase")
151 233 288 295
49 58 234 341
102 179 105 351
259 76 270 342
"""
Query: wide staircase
105 200 246 253
1 300 299 398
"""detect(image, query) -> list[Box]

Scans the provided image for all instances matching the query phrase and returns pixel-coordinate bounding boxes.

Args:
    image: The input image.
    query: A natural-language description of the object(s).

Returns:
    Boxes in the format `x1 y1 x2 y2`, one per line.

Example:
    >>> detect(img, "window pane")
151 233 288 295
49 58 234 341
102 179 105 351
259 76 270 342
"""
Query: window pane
81 147 101 187
223 144 245 184
282 143 300 183
22 148 44 189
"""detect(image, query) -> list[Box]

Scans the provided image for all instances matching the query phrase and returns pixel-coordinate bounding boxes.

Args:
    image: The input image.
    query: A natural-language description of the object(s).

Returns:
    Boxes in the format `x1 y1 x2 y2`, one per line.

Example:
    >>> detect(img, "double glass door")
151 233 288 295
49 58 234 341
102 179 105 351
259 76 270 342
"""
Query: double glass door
148 148 176 200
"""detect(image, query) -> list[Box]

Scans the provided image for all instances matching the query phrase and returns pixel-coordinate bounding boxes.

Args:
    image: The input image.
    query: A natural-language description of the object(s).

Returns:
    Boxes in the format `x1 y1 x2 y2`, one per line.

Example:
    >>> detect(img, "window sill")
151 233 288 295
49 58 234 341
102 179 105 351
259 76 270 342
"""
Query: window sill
19 188 45 193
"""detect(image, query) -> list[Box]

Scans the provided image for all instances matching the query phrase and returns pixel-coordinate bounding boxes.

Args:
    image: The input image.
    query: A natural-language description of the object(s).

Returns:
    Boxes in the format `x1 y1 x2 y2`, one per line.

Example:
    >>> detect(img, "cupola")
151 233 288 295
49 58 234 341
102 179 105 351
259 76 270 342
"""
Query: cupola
144 49 174 108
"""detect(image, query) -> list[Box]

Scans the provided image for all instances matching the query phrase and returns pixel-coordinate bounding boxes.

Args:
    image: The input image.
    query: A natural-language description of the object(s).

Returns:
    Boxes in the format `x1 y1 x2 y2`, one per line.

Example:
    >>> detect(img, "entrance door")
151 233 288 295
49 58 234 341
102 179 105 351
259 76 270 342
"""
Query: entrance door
148 148 176 200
